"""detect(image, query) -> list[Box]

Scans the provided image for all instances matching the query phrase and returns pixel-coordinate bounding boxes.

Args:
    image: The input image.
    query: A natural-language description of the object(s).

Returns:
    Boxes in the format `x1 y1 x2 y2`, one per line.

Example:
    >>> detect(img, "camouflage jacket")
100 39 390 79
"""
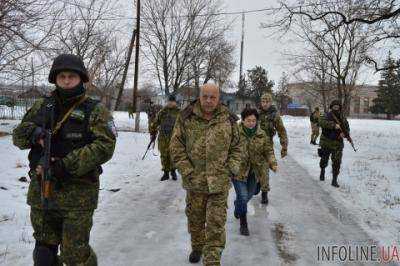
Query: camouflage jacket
310 111 320 125
259 106 288 149
235 124 277 182
319 112 350 150
170 100 243 194
13 92 116 210
146 104 162 126
149 106 180 138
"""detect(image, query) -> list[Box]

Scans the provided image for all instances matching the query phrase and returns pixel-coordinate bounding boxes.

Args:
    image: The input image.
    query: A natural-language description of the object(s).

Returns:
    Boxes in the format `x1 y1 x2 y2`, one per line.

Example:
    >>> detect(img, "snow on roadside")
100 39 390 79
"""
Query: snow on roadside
0 112 154 265
283 116 400 246
113 111 149 132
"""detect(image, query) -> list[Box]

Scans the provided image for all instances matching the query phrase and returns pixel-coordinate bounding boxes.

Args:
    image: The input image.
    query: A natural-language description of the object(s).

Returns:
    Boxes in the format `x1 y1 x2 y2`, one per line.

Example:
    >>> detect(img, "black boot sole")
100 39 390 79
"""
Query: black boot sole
189 251 202 263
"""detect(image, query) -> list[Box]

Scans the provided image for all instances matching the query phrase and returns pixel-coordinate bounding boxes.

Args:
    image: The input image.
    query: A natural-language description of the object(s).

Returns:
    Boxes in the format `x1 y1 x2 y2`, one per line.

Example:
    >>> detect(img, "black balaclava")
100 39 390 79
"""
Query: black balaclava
56 81 85 102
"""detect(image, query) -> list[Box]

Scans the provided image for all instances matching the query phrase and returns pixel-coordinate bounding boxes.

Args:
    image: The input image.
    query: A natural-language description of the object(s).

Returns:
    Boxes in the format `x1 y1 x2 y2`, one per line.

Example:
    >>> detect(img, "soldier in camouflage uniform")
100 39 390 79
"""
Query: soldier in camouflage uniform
145 100 162 132
258 92 288 204
149 95 180 181
233 108 277 236
12 54 116 266
310 107 321 145
170 84 242 266
318 100 349 188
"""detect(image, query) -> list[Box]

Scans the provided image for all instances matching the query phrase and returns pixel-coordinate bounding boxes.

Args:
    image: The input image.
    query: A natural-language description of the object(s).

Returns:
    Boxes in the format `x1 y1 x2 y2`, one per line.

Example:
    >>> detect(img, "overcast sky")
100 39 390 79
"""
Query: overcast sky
25 0 379 88
222 0 380 86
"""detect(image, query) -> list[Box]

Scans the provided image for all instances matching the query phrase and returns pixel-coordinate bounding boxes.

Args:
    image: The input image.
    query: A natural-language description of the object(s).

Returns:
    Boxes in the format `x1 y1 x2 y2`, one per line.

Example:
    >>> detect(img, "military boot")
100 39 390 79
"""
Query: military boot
320 168 325 181
261 192 268 205
331 174 340 188
170 169 177 181
189 250 202 263
239 215 250 236
33 242 58 266
160 171 169 181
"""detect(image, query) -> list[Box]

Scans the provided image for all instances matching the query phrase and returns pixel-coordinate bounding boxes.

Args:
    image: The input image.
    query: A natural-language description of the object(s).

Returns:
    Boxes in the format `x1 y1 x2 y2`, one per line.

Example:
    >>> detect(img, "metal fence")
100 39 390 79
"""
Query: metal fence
0 99 36 120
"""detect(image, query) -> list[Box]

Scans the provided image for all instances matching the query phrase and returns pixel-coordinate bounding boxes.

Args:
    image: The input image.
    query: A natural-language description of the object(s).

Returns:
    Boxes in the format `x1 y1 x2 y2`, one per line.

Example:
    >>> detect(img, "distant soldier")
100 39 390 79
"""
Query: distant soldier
170 84 242 265
12 54 116 265
258 92 288 204
318 100 350 188
127 104 134 119
149 95 180 181
310 107 321 145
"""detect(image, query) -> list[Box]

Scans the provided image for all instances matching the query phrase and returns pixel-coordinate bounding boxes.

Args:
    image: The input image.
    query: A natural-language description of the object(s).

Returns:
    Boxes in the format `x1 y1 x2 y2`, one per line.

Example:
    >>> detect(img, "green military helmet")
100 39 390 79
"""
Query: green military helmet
261 92 273 102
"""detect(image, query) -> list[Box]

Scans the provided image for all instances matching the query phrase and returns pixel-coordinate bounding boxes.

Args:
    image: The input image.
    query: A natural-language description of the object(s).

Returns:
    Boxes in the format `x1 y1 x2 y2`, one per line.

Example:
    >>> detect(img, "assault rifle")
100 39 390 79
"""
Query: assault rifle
40 102 55 239
142 133 157 160
332 113 357 152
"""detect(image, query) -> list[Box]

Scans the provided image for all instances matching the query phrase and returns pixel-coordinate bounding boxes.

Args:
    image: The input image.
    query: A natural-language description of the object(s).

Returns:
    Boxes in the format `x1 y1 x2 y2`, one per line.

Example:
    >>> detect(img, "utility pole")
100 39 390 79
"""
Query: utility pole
133 0 141 132
239 12 245 85
114 28 136 111
31 57 35 91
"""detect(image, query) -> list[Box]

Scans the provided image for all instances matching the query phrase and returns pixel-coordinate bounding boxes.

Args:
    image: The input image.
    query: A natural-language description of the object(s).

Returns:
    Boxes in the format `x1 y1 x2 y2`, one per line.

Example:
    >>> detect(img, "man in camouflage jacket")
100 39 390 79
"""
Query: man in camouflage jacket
149 95 180 181
258 92 288 204
318 100 350 188
170 84 242 266
310 107 321 145
145 100 162 131
13 54 116 266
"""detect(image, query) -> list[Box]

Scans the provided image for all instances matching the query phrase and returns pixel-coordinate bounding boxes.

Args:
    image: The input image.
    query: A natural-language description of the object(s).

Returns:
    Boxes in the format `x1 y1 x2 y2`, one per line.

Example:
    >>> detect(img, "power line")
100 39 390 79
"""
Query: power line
38 2 340 22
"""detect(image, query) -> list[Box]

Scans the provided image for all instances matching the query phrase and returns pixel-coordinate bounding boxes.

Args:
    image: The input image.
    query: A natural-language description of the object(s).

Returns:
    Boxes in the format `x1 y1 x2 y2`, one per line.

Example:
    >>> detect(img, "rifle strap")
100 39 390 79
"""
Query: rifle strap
53 95 88 135
331 113 342 128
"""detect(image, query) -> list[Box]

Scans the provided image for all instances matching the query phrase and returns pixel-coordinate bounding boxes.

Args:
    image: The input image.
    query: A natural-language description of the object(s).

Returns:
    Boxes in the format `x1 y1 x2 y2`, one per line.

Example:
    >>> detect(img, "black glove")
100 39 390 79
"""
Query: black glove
30 127 45 146
150 133 157 143
50 159 68 180
36 158 67 180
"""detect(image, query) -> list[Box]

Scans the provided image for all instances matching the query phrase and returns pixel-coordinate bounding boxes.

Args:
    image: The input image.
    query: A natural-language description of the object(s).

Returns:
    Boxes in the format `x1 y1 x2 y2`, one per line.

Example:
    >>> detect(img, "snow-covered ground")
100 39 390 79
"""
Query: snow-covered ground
0 113 399 265
284 116 400 247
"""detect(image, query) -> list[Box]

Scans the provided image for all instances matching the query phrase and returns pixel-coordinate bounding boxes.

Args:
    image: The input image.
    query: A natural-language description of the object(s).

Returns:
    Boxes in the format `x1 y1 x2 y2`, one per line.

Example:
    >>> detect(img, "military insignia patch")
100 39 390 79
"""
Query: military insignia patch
70 109 86 121
107 120 118 137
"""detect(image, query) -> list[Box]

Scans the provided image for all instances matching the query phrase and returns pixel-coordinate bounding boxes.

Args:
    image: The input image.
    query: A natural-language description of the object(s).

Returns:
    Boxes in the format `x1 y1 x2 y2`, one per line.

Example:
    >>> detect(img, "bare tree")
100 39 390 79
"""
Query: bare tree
141 0 232 96
290 48 337 112
198 37 236 88
265 0 375 115
0 0 60 80
270 0 400 71
48 0 126 106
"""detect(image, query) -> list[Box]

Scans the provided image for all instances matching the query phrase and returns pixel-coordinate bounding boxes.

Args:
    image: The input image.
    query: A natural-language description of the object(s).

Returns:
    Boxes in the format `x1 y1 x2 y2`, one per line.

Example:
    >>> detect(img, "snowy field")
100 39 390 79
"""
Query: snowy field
0 113 399 265
285 116 400 247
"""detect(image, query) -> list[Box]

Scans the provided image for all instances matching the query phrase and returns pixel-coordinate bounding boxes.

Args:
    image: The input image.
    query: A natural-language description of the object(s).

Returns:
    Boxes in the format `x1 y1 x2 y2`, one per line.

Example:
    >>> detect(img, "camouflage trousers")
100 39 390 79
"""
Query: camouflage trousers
30 208 97 266
311 123 320 142
319 147 343 176
185 191 228 266
158 135 174 172
259 169 270 192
